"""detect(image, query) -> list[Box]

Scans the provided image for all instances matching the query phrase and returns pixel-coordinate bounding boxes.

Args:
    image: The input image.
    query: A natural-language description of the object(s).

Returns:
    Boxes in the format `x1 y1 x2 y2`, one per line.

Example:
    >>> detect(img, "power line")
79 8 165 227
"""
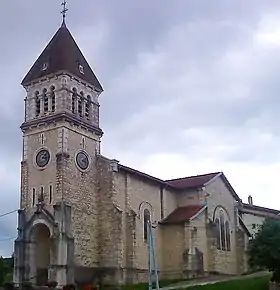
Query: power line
0 236 16 242
0 209 18 218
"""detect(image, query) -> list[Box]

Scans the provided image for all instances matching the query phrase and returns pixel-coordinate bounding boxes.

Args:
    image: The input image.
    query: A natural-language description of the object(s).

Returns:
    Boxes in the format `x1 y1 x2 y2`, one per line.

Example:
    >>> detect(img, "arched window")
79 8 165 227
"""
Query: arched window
143 209 151 242
35 91 40 117
214 207 231 251
72 88 77 114
43 88 48 113
50 86 55 112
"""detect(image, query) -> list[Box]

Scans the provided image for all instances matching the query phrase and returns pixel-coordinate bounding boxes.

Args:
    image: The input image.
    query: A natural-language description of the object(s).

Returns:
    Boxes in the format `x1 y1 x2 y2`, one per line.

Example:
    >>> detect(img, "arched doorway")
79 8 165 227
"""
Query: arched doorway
30 223 51 286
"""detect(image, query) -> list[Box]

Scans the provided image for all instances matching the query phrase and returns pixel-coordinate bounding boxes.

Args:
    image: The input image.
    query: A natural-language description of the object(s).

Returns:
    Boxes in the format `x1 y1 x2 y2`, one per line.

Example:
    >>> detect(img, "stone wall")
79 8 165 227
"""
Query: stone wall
204 177 238 275
162 187 178 217
176 190 201 207
235 229 248 274
188 211 208 273
161 224 185 279
206 221 218 273
20 118 102 268
113 168 165 283
95 156 124 284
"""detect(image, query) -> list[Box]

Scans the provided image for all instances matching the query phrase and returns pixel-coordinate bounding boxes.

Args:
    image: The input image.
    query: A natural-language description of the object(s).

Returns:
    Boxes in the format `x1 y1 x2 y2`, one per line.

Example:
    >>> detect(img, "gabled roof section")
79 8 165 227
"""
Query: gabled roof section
118 163 168 187
241 203 280 216
160 205 207 225
22 22 103 91
166 172 241 202
166 172 220 189
238 216 252 237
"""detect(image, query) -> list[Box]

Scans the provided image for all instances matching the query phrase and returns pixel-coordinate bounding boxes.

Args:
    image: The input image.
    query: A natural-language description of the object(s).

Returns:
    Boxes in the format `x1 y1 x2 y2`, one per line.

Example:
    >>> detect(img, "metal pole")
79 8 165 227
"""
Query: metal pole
147 221 152 290
150 222 160 290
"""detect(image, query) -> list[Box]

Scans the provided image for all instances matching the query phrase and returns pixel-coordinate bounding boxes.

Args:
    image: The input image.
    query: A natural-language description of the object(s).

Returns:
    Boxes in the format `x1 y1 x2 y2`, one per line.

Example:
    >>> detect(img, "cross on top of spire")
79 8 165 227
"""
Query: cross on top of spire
61 0 68 25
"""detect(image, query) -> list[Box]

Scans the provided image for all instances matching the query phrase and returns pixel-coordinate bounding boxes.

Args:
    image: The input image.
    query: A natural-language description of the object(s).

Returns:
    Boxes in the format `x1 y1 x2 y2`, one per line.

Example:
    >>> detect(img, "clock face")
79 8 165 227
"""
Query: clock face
36 149 50 168
76 151 89 170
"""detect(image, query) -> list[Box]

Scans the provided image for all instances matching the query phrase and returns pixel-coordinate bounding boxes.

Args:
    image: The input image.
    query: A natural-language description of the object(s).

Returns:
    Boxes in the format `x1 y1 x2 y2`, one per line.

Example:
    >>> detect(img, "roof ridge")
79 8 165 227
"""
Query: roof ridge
165 171 221 182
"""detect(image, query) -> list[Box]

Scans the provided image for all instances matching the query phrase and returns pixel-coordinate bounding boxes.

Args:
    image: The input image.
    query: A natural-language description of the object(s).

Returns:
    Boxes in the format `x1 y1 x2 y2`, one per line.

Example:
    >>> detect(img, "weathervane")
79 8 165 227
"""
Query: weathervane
61 0 68 23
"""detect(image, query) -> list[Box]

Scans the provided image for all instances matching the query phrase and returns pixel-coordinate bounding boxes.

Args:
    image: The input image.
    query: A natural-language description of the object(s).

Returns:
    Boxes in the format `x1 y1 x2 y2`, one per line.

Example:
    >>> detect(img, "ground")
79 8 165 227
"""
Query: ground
161 271 270 289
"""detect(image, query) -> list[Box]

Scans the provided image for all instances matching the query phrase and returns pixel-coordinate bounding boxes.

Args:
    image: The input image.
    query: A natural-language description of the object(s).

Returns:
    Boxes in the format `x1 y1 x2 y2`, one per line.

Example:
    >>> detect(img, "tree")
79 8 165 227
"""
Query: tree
247 218 280 282
0 256 7 286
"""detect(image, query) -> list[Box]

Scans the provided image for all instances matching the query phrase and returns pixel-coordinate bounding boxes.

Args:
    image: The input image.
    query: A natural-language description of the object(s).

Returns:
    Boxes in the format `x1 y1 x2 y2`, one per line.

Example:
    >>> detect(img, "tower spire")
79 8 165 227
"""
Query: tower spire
61 0 68 26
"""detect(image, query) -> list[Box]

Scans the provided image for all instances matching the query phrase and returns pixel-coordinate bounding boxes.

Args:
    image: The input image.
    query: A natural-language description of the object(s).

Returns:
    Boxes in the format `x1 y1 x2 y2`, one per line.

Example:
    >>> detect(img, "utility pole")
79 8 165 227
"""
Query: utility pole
147 220 160 290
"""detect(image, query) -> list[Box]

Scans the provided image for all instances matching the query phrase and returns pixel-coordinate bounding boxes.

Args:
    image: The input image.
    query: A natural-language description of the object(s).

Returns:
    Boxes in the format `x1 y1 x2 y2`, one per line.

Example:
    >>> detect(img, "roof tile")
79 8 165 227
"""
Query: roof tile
161 205 206 224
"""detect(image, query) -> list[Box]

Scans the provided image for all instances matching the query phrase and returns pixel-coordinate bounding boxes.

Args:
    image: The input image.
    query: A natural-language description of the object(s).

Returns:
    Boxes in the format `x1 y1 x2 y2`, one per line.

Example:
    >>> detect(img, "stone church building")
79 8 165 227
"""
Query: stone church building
13 18 280 287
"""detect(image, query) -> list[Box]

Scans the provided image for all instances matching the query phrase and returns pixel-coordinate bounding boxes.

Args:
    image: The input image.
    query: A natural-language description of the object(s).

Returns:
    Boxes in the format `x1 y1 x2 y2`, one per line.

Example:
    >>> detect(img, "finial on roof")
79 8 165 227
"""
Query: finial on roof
61 0 68 26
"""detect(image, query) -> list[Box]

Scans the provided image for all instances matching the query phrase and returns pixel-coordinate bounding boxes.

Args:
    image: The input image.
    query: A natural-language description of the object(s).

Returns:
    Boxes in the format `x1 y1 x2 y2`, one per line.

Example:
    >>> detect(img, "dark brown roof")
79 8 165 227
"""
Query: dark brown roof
22 22 103 91
118 164 168 187
166 172 220 189
160 205 206 224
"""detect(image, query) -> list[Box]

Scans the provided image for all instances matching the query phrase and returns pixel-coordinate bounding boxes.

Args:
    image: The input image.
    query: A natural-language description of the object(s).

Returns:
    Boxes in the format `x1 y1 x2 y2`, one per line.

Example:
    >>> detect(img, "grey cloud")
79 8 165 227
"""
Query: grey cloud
0 223 17 257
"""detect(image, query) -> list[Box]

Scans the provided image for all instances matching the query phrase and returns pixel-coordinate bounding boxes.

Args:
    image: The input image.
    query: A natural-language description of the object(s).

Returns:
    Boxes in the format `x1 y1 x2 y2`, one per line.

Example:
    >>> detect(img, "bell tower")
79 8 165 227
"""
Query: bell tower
14 5 104 286
20 19 103 210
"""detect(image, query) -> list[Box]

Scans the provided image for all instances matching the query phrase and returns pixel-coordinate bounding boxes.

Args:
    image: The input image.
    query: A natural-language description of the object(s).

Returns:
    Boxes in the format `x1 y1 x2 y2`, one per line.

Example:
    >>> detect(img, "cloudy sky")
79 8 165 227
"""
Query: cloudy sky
1 0 280 256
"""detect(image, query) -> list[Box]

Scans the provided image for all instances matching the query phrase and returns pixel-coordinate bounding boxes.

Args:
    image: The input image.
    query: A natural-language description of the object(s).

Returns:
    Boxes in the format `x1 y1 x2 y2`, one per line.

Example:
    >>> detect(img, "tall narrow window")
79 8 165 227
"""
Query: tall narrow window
215 218 221 250
35 91 40 117
78 98 82 117
40 133 44 145
220 211 226 250
72 88 77 113
85 95 91 120
78 91 84 117
50 86 55 112
82 137 85 149
32 188 36 206
43 88 48 113
225 221 231 251
143 209 151 242
49 185 53 204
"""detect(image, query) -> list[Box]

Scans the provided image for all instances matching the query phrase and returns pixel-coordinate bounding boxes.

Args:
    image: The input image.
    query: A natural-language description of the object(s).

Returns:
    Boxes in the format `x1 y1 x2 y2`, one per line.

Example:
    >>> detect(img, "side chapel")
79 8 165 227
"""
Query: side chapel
13 16 280 287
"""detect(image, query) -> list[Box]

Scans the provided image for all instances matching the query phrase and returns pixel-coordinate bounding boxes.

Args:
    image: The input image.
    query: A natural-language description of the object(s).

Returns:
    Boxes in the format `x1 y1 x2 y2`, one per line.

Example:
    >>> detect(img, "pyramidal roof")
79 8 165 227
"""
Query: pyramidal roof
22 22 103 91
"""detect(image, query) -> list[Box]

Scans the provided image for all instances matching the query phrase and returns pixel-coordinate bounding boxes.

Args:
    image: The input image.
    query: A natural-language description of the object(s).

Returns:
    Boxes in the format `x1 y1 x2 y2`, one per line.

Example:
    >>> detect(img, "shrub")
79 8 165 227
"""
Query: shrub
21 281 33 290
3 282 14 290
247 219 280 283
47 281 58 288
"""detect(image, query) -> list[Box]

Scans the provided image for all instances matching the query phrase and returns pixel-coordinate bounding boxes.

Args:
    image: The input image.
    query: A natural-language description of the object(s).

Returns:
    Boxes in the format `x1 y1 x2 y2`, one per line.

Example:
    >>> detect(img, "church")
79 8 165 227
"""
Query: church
13 11 280 287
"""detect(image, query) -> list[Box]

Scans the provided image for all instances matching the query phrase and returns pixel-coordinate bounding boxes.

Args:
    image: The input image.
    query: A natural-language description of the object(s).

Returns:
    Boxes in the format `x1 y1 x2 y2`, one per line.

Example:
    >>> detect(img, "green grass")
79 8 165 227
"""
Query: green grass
121 279 187 290
185 275 271 290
